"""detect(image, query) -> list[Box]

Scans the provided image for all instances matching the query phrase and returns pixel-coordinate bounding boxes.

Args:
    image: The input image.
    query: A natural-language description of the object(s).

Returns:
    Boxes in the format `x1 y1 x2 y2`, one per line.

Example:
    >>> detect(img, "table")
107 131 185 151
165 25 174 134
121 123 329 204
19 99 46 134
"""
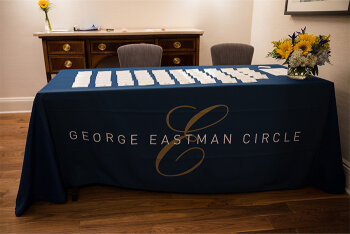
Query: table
15 65 345 217
34 29 203 82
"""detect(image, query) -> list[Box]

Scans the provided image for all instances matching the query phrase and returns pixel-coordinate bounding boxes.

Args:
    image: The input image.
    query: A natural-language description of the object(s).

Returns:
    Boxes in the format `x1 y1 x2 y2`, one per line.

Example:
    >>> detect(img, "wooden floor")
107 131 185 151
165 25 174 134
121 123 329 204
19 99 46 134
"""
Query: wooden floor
0 113 349 233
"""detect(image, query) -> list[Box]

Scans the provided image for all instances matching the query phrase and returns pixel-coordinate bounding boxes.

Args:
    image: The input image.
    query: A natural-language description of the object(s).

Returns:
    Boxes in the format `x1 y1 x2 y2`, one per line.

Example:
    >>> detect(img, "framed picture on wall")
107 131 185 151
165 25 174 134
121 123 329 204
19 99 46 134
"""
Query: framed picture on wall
285 0 350 15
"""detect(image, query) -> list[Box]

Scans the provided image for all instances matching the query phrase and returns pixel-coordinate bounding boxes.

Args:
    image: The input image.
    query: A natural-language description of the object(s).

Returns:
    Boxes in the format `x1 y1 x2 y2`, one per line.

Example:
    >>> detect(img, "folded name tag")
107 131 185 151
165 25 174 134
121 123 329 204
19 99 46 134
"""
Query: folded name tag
259 68 287 76
170 69 195 84
95 71 112 87
116 71 134 86
72 71 92 88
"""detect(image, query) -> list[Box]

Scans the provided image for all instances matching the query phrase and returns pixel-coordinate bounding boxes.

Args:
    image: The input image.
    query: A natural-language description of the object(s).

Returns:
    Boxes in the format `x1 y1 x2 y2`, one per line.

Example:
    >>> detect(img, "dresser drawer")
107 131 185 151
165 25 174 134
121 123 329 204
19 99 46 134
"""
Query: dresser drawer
162 53 195 66
90 40 155 54
158 38 196 51
49 56 86 72
47 41 85 55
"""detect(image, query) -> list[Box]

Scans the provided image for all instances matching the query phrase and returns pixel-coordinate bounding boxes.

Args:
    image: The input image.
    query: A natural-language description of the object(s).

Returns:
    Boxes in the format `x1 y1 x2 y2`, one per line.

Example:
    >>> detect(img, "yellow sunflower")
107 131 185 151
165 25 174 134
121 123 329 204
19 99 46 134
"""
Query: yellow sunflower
294 40 312 55
299 33 316 45
275 41 293 59
38 0 49 9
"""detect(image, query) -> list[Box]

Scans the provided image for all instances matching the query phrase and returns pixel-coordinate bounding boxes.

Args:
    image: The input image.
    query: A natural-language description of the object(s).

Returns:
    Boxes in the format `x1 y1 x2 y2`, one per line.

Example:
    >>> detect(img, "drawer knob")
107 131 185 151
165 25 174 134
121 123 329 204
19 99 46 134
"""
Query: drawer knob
173 57 181 65
64 60 73 68
98 43 107 51
173 41 182 49
62 43 71 52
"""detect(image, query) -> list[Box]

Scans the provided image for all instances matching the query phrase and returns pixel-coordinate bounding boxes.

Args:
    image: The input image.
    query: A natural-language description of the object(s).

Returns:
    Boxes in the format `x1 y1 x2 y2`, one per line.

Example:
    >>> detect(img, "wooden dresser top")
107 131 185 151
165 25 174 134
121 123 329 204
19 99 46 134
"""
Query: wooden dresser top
34 28 204 37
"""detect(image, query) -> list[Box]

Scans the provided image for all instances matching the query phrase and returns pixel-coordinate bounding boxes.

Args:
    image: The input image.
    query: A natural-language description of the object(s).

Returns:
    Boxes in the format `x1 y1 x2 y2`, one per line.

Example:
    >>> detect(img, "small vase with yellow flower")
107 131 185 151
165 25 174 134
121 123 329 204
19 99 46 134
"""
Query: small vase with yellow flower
268 27 331 80
38 0 52 32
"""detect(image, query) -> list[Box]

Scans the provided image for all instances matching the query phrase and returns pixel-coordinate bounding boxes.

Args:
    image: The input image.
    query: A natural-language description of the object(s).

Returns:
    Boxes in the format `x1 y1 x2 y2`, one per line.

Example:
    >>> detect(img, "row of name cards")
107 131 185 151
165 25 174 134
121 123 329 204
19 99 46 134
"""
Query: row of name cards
72 68 270 88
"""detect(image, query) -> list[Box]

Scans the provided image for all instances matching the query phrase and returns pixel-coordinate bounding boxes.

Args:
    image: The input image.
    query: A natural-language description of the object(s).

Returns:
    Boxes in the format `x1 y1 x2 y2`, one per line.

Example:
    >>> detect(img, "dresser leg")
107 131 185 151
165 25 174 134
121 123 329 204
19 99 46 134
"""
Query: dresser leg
46 73 51 83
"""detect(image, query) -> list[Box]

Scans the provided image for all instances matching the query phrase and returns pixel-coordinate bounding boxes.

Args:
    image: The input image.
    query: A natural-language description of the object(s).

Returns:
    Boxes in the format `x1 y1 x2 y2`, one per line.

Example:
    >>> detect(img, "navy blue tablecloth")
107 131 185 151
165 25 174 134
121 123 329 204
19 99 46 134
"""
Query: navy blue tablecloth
15 65 345 216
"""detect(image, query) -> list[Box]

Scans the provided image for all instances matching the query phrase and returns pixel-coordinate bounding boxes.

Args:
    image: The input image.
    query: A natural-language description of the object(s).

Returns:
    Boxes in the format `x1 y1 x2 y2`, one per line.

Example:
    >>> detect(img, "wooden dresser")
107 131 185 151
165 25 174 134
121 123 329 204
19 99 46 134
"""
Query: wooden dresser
34 29 204 82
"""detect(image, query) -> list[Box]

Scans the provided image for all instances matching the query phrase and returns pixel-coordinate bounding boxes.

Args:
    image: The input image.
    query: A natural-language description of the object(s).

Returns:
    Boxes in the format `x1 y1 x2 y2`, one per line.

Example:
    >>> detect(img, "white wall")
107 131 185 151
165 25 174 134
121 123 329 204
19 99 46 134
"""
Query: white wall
250 0 350 192
0 0 253 110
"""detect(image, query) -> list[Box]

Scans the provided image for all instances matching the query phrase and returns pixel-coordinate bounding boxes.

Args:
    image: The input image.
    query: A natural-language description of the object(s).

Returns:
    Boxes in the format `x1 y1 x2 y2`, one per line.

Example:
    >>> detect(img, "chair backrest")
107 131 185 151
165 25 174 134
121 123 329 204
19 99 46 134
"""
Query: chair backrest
117 44 163 67
210 43 254 65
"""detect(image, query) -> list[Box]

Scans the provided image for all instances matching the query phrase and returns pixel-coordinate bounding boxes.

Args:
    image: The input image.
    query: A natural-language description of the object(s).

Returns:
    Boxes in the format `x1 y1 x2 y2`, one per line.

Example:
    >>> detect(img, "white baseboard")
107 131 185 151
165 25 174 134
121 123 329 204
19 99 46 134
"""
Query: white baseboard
0 97 34 113
343 159 350 195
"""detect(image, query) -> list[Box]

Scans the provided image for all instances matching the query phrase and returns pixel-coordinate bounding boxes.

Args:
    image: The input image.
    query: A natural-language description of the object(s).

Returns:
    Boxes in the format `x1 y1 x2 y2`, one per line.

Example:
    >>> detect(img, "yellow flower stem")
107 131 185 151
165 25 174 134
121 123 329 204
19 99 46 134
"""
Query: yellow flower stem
45 10 52 31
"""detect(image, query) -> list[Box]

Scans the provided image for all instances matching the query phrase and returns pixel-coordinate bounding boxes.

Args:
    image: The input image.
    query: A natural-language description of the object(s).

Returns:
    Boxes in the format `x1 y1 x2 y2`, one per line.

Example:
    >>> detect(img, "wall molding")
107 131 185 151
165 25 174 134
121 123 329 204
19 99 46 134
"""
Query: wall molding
0 97 34 113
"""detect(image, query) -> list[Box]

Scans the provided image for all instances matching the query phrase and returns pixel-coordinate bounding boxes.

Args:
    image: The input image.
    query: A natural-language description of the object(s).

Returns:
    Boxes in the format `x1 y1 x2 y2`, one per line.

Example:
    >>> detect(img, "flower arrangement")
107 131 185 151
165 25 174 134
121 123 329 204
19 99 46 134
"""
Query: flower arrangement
267 27 331 79
38 0 52 31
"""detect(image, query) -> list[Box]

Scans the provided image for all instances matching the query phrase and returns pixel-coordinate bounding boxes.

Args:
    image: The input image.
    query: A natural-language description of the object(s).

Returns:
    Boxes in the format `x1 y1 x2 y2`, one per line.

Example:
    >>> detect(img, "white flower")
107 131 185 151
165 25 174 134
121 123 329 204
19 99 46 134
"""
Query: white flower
289 50 303 68
306 54 317 67
300 56 307 67
316 50 330 66
289 49 317 68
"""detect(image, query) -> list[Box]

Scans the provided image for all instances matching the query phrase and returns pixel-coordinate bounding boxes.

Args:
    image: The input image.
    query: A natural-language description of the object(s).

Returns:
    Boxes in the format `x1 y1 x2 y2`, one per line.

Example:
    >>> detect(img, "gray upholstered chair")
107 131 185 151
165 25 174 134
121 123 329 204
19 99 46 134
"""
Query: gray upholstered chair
117 44 163 67
211 43 254 65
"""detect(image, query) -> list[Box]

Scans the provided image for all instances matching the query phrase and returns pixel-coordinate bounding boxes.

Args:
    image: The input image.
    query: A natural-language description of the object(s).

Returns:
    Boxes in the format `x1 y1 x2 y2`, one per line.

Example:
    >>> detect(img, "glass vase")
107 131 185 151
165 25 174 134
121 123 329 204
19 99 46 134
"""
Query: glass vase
287 65 312 80
44 20 51 32
44 11 52 32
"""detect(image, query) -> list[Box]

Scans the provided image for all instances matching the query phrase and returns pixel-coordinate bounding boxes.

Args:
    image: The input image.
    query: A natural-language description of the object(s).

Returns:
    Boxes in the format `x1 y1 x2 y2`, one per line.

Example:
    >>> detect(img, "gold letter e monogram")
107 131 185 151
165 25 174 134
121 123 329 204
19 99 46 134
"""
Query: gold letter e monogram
155 105 229 177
